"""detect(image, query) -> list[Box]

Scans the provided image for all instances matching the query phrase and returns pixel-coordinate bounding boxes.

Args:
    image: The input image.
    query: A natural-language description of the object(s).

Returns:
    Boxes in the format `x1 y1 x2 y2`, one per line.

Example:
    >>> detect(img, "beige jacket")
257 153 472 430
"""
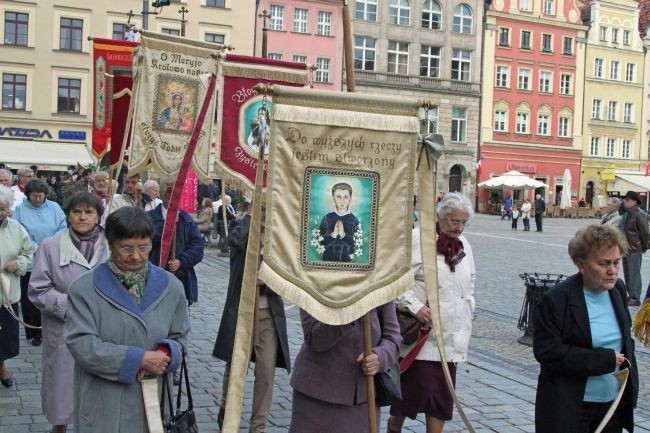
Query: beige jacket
0 217 35 303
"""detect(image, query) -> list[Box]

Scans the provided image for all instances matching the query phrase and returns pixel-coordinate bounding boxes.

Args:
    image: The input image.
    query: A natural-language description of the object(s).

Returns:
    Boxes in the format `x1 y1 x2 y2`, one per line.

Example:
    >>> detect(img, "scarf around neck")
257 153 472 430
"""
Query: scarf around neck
436 222 466 272
69 225 102 263
107 256 148 303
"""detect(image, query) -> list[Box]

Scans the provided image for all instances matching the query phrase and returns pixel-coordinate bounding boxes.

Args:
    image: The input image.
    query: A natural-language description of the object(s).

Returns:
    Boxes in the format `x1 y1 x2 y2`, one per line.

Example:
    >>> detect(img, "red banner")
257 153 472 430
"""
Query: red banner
180 168 197 214
215 54 309 188
92 38 138 160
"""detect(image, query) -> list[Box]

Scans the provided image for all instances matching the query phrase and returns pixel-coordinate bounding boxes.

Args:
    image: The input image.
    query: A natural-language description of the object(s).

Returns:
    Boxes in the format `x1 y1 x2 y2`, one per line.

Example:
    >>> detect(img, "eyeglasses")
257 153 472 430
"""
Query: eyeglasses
29 193 45 201
448 218 469 228
116 245 152 256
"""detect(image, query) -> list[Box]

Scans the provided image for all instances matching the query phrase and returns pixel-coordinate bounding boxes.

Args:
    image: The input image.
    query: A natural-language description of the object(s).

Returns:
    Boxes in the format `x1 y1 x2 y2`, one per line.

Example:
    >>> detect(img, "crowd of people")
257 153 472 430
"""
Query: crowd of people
0 162 642 433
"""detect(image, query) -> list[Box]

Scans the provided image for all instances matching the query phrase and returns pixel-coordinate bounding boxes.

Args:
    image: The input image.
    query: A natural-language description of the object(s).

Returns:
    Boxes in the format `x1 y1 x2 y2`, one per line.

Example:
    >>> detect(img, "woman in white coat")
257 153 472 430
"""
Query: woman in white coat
29 192 108 433
388 192 476 433
520 198 532 231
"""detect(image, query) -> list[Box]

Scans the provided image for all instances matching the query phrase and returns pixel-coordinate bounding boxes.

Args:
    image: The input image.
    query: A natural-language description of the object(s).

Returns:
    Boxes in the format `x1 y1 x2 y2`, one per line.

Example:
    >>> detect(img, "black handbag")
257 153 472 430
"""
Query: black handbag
396 308 420 345
374 362 402 407
161 351 199 433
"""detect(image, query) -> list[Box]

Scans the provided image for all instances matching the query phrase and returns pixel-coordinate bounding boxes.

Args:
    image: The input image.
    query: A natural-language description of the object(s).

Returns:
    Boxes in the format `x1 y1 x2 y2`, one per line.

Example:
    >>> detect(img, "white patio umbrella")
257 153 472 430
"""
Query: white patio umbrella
560 168 572 210
478 170 548 189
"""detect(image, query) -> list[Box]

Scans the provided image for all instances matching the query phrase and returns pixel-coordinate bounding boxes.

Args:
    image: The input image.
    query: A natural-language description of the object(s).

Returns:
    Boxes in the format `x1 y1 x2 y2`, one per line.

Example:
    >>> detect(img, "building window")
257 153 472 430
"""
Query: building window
354 36 376 70
4 12 28 46
625 63 635 82
451 49 471 81
112 23 129 41
57 77 81 113
537 115 549 135
543 0 553 14
355 0 377 21
562 36 573 55
389 0 410 26
2 73 26 110
606 138 615 157
267 53 283 60
60 17 83 51
453 4 472 34
541 34 552 52
558 117 570 137
518 68 530 90
539 71 551 93
610 61 619 80
387 40 409 74
560 74 571 95
317 11 332 36
495 66 509 87
520 0 531 11
494 110 507 132
612 28 619 44
624 102 633 123
270 5 284 31
600 26 608 41
420 45 440 77
499 28 510 46
608 101 618 121
293 54 307 64
206 0 226 6
594 58 604 78
623 30 631 45
205 33 225 44
293 8 308 33
451 107 467 142
161 28 180 36
622 140 631 158
520 30 531 49
422 0 442 30
419 105 439 133
590 137 600 155
315 57 330 83
516 112 528 133
592 99 602 119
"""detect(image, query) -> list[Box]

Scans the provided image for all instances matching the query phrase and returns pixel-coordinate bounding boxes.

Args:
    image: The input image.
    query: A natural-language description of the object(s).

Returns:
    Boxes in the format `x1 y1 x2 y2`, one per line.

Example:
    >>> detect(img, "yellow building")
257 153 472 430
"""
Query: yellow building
580 0 644 207
0 0 255 171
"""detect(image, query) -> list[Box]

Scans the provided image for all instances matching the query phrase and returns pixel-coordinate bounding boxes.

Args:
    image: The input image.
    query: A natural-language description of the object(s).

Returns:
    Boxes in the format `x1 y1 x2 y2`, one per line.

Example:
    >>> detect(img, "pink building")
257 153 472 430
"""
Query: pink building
255 0 344 91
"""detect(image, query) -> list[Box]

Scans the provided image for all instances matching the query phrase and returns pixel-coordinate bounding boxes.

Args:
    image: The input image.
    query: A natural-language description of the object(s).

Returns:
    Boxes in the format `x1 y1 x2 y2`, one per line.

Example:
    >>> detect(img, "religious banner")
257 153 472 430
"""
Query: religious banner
127 32 217 182
108 74 134 170
92 38 138 159
180 168 197 214
258 86 419 324
214 54 309 188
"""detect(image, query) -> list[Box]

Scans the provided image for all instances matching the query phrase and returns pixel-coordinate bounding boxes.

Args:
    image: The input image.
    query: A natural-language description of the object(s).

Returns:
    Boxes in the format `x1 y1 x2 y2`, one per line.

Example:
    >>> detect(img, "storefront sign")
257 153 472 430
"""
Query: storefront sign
506 162 536 173
601 168 616 181
58 130 87 141
0 127 52 139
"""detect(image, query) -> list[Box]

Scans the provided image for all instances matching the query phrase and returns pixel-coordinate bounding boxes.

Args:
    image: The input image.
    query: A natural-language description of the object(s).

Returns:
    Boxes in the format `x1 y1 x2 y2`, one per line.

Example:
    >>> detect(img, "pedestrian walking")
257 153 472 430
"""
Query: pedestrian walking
521 198 532 231
534 194 546 232
620 191 648 306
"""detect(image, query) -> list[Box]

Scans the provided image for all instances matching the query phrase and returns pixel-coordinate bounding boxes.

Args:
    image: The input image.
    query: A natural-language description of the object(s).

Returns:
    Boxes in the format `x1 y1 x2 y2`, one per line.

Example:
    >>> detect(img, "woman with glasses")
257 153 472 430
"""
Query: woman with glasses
388 192 476 433
14 179 67 346
64 207 190 433
27 192 108 433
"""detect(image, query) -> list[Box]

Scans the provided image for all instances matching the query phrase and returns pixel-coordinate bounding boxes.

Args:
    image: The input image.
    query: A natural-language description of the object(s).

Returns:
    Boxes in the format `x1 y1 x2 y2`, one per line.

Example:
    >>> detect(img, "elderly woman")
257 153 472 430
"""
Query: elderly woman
534 224 638 433
388 192 476 433
521 198 532 231
28 192 108 433
14 179 67 346
601 197 622 227
0 185 34 388
64 207 190 433
289 304 401 433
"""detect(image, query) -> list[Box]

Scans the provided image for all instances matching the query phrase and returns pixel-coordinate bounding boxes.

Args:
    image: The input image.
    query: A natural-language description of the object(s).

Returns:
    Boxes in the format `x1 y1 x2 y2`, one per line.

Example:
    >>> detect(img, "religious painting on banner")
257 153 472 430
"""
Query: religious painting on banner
127 32 218 182
215 54 309 188
92 38 138 160
258 86 419 325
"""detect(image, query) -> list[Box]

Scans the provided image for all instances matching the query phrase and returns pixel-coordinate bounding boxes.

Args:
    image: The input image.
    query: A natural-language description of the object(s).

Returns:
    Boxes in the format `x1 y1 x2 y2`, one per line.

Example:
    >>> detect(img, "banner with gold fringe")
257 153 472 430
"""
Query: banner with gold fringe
258 86 418 325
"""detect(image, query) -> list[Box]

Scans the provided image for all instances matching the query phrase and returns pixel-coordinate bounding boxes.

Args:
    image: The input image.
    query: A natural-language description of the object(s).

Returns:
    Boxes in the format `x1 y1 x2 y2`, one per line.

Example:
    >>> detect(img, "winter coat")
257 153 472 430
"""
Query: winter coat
0 217 34 303
107 193 139 214
13 199 67 271
395 228 475 362
194 207 213 233
212 214 291 372
533 273 638 433
64 263 190 433
520 202 532 219
621 205 648 253
148 205 204 305
601 211 622 228
10 185 24 211
28 229 108 425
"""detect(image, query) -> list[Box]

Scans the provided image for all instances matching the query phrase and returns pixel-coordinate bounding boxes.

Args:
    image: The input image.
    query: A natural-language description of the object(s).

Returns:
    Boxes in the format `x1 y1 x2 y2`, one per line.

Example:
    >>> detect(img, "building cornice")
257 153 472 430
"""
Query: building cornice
487 11 588 32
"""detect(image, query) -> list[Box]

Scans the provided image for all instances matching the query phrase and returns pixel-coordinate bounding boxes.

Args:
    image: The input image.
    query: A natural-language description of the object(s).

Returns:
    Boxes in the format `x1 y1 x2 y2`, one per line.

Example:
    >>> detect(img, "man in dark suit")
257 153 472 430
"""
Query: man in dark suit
534 193 546 232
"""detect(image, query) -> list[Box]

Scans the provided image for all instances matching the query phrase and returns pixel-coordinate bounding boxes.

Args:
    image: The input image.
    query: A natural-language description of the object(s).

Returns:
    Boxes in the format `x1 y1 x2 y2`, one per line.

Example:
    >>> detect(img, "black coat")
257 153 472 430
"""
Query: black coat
212 215 291 372
533 274 638 433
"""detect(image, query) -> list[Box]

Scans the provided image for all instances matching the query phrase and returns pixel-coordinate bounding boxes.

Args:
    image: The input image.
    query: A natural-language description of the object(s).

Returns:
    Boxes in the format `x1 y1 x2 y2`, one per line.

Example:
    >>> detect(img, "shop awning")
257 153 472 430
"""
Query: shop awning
0 141 94 171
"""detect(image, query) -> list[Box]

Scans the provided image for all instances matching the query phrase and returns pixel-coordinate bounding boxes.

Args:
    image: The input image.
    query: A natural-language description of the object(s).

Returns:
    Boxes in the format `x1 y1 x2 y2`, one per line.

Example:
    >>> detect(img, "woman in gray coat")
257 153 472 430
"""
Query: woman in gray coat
64 207 190 433
29 192 108 433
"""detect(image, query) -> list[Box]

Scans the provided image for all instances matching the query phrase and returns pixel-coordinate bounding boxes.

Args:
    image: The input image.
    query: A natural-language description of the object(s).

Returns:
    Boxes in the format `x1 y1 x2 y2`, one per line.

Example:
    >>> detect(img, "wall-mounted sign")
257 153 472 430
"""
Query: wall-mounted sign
506 162 536 173
601 168 616 181
0 127 52 139
59 130 87 141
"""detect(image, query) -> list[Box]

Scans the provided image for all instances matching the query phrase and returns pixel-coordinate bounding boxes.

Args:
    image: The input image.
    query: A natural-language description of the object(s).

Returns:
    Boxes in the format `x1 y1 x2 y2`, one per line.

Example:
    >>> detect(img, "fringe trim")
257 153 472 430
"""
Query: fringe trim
213 161 260 192
273 104 419 133
633 300 650 347
221 63 309 85
258 263 414 325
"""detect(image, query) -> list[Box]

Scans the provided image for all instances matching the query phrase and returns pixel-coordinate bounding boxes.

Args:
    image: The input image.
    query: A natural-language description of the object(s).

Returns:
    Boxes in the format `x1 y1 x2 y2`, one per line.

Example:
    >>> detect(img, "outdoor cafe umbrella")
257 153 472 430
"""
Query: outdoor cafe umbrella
560 168 572 210
478 170 548 189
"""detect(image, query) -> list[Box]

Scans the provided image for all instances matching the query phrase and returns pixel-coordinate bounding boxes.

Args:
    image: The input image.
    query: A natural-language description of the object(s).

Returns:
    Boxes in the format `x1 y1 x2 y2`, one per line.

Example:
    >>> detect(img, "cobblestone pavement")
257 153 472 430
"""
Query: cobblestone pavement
1 214 649 433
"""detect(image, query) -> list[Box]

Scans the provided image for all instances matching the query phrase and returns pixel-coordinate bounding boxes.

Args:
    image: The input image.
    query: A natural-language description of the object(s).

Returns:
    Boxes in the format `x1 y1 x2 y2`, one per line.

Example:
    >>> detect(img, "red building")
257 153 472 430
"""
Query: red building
479 0 587 210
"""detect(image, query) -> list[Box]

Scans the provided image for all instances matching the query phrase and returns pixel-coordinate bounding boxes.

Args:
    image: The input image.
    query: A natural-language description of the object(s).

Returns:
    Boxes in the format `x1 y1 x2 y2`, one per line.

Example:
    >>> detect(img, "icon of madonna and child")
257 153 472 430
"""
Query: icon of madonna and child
155 78 197 133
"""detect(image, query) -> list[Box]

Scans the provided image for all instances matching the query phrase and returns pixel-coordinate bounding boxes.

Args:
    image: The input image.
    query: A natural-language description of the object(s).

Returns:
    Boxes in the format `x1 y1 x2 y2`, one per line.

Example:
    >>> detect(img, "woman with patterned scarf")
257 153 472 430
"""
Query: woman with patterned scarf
64 207 190 433
29 192 108 433
388 192 476 433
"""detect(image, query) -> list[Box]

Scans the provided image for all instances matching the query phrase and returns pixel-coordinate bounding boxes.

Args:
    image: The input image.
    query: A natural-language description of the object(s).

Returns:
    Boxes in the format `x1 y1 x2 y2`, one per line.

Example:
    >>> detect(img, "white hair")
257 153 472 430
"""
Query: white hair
436 192 474 220
94 171 109 180
0 185 13 205
17 168 33 178
143 179 159 191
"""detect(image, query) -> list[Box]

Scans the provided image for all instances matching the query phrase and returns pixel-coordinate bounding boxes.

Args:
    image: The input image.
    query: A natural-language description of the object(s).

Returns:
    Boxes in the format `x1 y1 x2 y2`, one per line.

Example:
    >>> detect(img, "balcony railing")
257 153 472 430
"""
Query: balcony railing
348 70 481 94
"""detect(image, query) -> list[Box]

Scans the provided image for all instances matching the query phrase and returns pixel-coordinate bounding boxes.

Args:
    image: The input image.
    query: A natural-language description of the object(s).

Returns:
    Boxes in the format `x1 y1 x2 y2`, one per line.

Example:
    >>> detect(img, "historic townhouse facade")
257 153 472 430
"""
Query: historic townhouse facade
580 0 645 208
0 0 255 170
352 0 483 201
479 0 587 210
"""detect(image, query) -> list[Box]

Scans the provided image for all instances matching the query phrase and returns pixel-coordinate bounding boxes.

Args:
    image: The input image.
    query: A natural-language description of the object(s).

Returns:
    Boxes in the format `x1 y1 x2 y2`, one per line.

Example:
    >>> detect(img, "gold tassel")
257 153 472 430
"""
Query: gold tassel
633 299 650 347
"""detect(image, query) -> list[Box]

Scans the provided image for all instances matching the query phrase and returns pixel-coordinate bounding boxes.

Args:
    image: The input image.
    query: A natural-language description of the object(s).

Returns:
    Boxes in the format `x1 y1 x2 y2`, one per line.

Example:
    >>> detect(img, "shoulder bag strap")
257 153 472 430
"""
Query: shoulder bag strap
176 348 194 411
